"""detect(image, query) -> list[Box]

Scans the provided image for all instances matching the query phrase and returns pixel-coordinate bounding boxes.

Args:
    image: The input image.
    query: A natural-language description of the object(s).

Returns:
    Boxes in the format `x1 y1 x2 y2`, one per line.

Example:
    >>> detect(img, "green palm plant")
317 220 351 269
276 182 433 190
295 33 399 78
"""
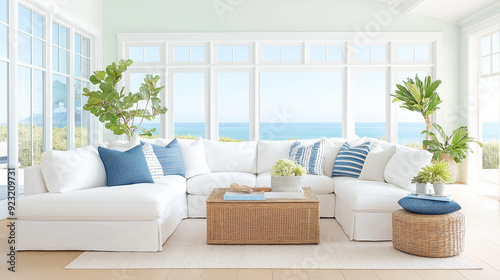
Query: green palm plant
391 75 442 149
421 123 483 163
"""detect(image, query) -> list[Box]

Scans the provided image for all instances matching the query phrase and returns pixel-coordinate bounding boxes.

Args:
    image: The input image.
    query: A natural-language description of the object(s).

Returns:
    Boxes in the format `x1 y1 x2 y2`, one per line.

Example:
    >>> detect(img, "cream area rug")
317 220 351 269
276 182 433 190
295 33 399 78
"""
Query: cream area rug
66 219 480 270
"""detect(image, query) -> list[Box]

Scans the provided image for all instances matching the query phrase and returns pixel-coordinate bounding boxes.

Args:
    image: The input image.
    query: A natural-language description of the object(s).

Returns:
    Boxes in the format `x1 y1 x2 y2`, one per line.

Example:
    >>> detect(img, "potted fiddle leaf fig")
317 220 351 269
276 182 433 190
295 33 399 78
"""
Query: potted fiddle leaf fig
391 75 442 150
421 123 482 183
270 159 306 192
83 59 167 140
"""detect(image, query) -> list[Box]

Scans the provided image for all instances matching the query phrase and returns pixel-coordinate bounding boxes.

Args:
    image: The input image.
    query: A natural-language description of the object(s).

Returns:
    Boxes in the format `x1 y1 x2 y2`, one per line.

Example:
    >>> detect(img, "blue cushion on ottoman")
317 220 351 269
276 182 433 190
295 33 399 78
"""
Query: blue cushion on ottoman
98 145 154 187
398 197 461 215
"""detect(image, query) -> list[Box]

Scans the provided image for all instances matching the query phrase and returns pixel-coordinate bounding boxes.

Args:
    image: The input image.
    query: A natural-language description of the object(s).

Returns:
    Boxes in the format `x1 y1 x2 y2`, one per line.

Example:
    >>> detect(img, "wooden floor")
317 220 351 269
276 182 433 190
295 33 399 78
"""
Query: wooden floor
0 182 499 280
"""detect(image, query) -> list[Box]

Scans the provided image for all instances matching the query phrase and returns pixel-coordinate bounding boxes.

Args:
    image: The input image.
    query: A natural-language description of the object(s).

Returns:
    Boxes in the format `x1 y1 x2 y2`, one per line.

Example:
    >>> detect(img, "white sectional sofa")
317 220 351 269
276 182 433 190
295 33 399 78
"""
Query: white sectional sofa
17 137 432 251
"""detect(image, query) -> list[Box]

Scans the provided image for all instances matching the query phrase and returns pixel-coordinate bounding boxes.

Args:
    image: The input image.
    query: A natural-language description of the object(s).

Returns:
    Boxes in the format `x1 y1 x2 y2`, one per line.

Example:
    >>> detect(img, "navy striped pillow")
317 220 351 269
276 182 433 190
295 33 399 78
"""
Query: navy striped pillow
332 142 371 178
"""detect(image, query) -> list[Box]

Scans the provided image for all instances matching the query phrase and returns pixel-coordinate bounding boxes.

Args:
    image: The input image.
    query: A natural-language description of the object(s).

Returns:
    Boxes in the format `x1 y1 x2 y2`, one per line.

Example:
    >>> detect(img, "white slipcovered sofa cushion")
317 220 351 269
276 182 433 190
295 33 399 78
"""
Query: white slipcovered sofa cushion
255 172 334 194
333 177 409 212
178 137 211 179
204 140 257 173
40 145 106 193
187 172 256 195
17 176 186 221
384 148 433 192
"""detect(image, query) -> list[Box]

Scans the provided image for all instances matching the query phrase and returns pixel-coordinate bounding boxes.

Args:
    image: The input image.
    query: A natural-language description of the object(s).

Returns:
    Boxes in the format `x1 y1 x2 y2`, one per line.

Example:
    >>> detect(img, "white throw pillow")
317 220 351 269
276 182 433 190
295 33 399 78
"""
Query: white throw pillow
204 140 257 173
257 140 295 174
359 146 397 182
142 143 164 179
384 148 433 192
178 137 211 179
41 145 107 193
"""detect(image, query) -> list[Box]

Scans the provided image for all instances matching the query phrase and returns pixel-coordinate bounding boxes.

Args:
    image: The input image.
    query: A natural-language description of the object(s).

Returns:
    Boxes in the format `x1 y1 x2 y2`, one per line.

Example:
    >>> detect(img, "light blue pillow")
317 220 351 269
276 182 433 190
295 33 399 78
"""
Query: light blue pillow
98 145 154 187
288 139 326 175
398 197 461 215
332 142 371 178
147 139 186 176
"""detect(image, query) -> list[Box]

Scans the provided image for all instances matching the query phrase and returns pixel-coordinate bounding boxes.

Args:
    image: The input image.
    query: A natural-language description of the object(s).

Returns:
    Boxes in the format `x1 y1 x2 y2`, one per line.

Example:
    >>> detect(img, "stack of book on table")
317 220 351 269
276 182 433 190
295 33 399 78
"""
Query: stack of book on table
407 193 453 202
223 190 304 201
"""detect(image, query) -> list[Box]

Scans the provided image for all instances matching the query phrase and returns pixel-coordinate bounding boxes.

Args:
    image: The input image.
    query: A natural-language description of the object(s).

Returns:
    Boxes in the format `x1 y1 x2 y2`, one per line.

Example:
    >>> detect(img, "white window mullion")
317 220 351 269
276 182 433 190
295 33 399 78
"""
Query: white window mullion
7 1 18 168
44 13 53 151
67 27 75 150
160 42 168 139
252 66 260 141
209 67 217 140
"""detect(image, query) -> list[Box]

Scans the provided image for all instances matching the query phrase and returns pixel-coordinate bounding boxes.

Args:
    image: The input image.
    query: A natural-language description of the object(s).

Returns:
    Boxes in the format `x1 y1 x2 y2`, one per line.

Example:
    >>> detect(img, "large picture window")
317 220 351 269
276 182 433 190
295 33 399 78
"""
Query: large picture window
119 33 440 143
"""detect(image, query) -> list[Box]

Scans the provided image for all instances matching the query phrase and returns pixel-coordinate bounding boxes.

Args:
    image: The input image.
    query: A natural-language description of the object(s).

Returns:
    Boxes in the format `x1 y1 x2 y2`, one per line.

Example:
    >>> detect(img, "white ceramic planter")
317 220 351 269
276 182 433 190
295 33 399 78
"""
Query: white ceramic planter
271 176 303 192
433 183 445 195
415 183 428 194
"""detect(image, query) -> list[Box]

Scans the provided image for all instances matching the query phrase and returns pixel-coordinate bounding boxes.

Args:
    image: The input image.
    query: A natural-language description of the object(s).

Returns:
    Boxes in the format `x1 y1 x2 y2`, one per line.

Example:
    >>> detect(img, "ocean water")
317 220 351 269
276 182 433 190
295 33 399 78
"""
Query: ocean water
140 122 499 143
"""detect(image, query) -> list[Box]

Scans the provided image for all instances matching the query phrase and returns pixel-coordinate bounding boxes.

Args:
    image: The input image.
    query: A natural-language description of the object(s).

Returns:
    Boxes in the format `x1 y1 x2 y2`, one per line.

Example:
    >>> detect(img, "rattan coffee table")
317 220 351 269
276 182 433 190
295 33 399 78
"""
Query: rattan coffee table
206 187 319 245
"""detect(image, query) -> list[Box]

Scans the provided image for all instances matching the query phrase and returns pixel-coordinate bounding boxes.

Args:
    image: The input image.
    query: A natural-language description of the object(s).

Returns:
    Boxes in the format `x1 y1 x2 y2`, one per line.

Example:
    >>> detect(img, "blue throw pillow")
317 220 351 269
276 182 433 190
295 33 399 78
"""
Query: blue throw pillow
332 142 371 178
98 145 154 187
147 139 186 176
398 197 462 215
288 139 326 175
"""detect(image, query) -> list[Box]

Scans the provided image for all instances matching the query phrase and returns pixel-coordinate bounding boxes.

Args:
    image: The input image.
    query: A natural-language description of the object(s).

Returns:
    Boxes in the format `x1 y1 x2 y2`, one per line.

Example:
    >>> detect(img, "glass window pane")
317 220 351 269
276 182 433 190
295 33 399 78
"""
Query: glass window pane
310 46 326 62
174 46 189 62
482 35 491 56
479 76 499 178
18 66 31 167
0 25 7 58
217 46 232 62
354 72 386 139
18 32 31 64
283 46 300 62
371 45 386 61
82 58 89 79
234 46 249 62
129 46 143 62
75 55 81 77
82 37 89 57
190 46 204 62
482 56 491 75
493 54 500 73
0 61 7 171
18 5 31 34
75 80 82 147
52 46 59 72
173 73 205 137
260 72 343 140
398 45 414 61
262 46 281 62
144 46 160 62
219 73 249 141
32 12 43 39
0 0 7 24
60 49 68 74
52 74 68 151
33 38 44 68
415 45 429 61
397 71 428 147
75 34 81 54
493 32 500 53
59 25 68 49
32 69 44 165
52 22 58 45
355 45 370 61
327 45 342 61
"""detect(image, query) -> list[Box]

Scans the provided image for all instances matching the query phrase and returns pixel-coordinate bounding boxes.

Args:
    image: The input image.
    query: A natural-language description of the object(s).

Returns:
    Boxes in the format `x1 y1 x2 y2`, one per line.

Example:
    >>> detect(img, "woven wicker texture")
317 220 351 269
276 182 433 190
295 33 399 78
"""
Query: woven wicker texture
392 209 465 258
206 187 319 245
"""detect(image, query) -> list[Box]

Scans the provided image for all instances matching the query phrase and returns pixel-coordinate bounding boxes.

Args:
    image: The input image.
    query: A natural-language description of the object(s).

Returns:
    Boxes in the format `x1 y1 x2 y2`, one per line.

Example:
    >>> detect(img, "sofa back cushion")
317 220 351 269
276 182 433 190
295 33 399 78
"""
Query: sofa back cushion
98 145 154 187
359 145 397 182
178 137 211 179
384 147 433 192
204 140 257 173
41 145 107 193
257 140 295 174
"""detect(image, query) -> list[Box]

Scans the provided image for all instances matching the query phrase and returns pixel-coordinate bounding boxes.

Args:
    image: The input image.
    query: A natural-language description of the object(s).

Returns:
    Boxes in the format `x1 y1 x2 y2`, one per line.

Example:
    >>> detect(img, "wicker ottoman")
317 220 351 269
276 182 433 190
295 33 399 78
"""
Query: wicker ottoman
392 209 465 257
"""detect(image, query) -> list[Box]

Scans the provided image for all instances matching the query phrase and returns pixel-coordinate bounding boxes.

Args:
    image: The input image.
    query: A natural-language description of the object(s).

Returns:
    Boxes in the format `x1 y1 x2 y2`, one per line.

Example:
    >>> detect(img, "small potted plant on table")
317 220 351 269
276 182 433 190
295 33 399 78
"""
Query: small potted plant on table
416 160 453 195
270 159 306 192
411 173 428 194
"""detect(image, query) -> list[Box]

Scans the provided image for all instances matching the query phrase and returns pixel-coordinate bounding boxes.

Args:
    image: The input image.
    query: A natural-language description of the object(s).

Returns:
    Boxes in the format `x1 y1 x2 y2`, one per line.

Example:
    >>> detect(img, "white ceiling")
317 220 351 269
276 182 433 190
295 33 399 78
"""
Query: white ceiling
411 0 500 23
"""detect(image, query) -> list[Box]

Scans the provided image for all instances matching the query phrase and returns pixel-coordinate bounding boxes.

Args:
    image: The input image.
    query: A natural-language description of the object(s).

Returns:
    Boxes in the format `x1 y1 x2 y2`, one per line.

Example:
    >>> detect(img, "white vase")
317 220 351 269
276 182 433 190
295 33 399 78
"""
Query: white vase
433 183 445 195
416 183 428 194
271 176 303 192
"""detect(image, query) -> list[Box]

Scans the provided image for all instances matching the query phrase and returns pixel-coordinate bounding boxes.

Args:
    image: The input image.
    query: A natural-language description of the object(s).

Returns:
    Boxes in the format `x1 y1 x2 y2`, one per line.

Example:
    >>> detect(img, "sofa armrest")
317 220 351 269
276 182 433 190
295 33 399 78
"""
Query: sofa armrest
24 165 48 195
